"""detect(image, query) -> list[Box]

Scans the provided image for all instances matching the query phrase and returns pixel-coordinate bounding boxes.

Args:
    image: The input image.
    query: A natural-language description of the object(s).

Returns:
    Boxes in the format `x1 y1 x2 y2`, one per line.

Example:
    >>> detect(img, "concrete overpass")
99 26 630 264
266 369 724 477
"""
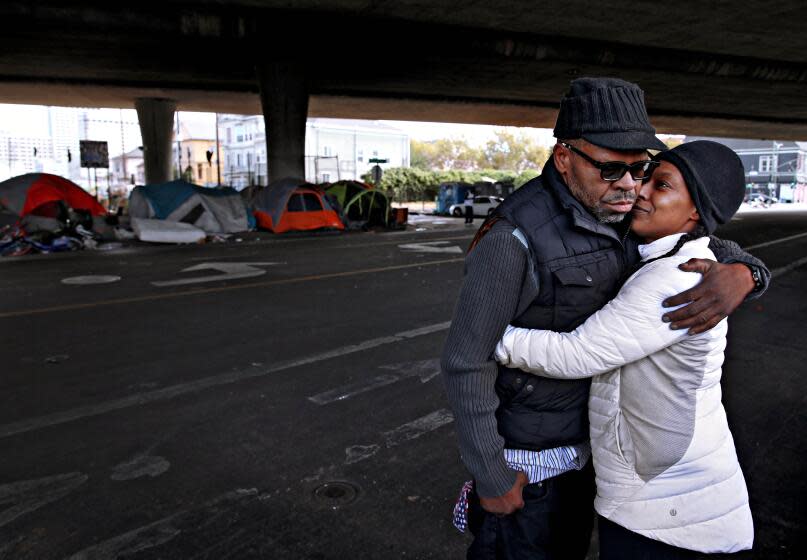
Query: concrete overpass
2 1 806 181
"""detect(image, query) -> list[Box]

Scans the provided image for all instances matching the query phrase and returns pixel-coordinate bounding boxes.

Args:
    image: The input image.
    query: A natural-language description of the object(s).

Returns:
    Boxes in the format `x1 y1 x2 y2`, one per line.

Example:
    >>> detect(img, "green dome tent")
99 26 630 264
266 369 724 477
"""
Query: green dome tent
324 181 390 229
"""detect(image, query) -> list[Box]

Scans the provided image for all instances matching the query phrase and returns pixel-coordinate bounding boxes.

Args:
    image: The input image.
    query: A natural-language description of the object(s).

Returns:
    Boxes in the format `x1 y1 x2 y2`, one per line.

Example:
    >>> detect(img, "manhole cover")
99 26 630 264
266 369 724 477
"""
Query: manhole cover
312 481 360 508
61 275 121 285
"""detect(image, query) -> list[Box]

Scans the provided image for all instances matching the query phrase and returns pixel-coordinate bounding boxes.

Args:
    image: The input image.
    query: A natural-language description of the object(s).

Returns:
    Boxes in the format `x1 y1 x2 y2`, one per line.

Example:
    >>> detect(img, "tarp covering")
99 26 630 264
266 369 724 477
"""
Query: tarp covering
129 180 253 233
252 177 344 234
0 173 106 218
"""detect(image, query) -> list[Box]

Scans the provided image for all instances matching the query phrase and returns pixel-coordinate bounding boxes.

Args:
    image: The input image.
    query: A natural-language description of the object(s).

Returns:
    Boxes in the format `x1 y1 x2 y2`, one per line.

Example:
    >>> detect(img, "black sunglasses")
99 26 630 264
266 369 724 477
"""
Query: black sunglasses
560 142 659 182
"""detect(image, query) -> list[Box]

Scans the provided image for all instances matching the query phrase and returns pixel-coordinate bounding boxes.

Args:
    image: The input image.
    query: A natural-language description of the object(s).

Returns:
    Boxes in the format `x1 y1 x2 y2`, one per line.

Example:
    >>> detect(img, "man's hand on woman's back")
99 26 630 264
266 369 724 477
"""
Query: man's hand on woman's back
661 260 754 334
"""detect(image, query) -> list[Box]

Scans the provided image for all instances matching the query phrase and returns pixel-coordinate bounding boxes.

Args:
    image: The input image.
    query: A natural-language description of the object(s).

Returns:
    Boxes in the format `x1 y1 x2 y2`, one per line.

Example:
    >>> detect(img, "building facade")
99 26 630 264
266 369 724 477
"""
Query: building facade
219 116 410 189
689 137 807 203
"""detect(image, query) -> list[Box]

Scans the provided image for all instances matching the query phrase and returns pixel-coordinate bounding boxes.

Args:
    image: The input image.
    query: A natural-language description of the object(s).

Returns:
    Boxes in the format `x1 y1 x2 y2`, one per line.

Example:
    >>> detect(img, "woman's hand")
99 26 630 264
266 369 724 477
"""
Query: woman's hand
494 325 517 365
661 260 755 334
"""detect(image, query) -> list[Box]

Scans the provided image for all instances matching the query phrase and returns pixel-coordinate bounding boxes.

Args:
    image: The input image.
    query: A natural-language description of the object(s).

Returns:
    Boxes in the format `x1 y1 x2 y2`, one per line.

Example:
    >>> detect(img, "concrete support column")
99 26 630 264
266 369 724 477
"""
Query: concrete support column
135 98 176 185
256 61 309 183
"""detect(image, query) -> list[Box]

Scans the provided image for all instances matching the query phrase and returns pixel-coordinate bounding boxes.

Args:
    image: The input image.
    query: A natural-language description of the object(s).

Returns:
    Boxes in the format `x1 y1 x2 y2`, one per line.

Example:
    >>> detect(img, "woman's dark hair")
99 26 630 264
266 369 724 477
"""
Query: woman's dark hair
621 225 709 284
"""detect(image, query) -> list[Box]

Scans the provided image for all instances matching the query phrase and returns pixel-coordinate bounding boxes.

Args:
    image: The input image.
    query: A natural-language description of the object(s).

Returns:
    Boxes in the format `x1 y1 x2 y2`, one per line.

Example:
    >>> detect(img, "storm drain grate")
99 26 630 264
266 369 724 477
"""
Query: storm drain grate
312 481 360 508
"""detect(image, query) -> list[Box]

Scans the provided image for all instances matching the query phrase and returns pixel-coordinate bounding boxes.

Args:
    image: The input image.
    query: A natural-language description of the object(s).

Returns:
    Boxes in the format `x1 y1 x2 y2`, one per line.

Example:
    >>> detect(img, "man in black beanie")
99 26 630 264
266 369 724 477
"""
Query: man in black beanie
441 77 770 560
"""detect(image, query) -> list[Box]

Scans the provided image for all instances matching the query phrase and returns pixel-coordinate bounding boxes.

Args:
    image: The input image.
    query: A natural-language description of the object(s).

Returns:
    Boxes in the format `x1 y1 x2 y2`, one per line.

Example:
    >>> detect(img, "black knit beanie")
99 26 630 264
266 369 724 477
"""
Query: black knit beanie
654 140 746 234
553 77 667 151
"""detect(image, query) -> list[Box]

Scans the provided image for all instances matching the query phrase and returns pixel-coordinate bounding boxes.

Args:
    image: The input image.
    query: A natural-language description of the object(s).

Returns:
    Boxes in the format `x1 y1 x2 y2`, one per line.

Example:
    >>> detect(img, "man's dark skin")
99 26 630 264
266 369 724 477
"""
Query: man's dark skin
480 139 755 515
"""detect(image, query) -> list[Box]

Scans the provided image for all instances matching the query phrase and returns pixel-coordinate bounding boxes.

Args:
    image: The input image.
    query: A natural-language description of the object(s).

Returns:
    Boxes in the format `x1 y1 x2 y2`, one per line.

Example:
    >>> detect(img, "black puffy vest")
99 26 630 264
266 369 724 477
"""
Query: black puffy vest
492 160 639 451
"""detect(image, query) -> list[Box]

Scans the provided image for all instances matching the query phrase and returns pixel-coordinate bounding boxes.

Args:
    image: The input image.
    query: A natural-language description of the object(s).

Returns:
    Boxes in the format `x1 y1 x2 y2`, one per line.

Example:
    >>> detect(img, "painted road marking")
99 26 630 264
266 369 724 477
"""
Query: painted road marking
744 231 807 251
64 488 261 560
0 472 88 529
0 323 451 440
344 409 454 465
61 275 121 285
182 233 475 255
152 262 281 287
110 455 171 481
308 358 441 405
772 255 807 278
0 258 464 319
308 374 400 405
398 241 463 254
379 358 442 383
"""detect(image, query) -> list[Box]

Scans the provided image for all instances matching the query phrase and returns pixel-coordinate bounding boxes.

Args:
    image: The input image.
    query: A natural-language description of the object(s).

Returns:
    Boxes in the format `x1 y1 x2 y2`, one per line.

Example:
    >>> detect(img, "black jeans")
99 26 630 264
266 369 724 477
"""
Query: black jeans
466 461 595 560
465 206 474 223
598 515 698 560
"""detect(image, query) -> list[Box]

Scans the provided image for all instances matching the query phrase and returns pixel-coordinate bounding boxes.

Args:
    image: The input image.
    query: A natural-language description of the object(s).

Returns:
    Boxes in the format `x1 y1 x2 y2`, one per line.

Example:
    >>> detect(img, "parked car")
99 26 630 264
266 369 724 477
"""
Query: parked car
448 196 504 218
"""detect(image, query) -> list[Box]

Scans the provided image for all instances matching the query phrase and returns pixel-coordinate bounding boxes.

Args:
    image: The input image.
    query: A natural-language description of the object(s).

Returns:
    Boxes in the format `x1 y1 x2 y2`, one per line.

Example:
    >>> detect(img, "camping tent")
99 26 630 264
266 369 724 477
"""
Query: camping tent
324 181 390 229
0 173 106 218
128 180 253 233
325 180 372 208
343 189 390 229
0 173 107 232
252 178 344 234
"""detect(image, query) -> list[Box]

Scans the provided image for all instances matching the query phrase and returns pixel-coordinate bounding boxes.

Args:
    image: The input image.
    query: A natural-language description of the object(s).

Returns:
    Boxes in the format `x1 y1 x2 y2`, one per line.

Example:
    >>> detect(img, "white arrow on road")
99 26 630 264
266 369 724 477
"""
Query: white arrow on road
308 358 441 405
398 241 463 254
152 262 281 287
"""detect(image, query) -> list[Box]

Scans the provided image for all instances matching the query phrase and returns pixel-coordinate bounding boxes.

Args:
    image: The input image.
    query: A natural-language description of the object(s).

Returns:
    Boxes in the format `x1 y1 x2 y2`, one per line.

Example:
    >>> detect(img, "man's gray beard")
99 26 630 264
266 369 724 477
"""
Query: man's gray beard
567 172 634 224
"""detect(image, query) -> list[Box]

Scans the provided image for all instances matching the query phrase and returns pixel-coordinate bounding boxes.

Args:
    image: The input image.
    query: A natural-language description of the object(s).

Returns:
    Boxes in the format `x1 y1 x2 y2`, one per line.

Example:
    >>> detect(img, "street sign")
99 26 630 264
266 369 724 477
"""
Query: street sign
79 140 109 168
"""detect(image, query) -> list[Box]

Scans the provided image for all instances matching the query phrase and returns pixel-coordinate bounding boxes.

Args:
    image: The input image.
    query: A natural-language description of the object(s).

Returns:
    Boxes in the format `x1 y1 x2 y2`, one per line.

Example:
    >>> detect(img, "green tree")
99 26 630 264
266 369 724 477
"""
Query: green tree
477 129 550 172
364 167 533 202
411 138 482 170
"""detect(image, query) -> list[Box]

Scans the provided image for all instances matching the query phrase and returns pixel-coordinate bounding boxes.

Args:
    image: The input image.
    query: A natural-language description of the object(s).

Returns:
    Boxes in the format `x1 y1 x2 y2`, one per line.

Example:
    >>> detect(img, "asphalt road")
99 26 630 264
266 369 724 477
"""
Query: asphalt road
1 210 806 559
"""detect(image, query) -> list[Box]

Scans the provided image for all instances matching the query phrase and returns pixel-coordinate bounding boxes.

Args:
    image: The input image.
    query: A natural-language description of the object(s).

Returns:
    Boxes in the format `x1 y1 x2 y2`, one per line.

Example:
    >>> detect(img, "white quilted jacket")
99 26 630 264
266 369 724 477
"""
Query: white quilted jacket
496 234 753 553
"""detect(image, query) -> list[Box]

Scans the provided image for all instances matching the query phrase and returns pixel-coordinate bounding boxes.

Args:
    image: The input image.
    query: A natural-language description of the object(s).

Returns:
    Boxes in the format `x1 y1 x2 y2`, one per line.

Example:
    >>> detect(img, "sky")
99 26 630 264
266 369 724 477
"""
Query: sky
0 104 684 151
380 120 557 147
0 103 558 146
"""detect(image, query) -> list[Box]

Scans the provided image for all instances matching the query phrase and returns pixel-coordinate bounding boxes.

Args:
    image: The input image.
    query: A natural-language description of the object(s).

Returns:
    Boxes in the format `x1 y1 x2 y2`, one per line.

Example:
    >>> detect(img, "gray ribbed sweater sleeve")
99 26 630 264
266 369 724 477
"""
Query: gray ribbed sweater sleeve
441 226 527 498
708 236 770 298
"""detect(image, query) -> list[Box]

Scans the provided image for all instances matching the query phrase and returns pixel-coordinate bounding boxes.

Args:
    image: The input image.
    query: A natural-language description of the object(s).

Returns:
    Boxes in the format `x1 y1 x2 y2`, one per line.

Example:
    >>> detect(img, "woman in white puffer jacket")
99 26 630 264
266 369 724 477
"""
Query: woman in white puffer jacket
495 141 754 559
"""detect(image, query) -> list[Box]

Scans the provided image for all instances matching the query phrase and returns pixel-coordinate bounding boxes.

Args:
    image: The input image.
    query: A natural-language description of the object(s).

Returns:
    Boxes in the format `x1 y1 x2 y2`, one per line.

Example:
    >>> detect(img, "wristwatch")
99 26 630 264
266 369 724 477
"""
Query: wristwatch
749 266 764 293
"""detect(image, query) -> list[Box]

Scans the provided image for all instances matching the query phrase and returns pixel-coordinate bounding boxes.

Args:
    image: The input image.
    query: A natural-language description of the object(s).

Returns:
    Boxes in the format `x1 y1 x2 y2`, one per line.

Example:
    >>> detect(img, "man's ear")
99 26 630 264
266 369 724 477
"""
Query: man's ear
553 143 569 173
690 208 701 222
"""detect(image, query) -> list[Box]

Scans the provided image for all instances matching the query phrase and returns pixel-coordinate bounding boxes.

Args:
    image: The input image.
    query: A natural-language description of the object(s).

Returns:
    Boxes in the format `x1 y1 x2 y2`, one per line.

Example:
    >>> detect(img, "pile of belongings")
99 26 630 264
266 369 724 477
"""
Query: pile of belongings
128 180 253 243
0 173 110 257
252 178 344 234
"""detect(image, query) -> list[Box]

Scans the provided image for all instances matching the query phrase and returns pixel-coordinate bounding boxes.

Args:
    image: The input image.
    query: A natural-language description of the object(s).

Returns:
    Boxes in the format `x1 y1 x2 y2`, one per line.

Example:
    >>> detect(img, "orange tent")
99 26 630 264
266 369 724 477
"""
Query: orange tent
252 178 344 234
0 173 106 218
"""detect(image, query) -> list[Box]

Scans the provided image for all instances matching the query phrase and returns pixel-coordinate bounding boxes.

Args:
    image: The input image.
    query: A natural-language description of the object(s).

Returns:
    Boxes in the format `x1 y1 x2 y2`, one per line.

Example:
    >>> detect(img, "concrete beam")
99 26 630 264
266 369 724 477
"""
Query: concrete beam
134 98 176 185
2 2 807 141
